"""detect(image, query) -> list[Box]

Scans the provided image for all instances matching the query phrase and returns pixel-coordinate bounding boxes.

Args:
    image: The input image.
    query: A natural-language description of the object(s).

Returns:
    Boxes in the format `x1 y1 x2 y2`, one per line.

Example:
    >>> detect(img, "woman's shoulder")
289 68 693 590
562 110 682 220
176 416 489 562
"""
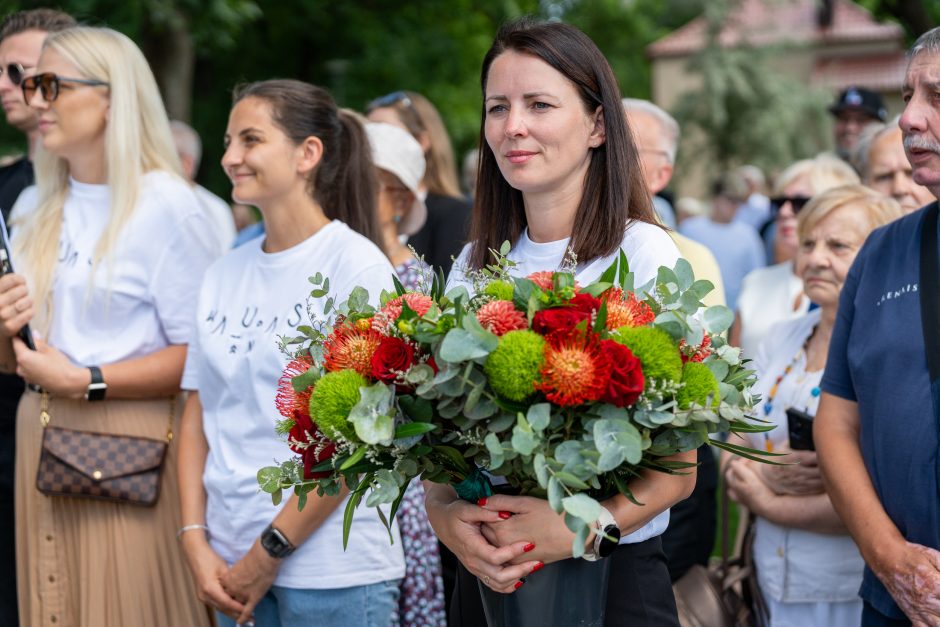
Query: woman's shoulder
137 170 202 217
759 309 821 356
323 221 394 271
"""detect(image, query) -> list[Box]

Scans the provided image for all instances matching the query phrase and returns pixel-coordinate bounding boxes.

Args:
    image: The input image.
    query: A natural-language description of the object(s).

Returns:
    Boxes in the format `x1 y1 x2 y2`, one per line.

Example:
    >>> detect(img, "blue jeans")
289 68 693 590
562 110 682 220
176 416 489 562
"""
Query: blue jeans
216 579 401 627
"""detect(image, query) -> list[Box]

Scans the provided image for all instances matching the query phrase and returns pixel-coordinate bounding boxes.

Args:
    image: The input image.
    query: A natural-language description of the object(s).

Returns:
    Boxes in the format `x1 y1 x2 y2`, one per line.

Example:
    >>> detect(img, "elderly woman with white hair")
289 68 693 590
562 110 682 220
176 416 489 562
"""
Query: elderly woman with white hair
0 27 216 627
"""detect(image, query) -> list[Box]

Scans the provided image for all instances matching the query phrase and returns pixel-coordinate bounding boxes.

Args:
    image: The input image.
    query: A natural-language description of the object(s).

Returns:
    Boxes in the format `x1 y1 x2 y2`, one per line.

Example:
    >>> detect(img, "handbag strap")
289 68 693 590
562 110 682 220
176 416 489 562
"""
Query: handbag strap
39 390 176 443
920 202 940 384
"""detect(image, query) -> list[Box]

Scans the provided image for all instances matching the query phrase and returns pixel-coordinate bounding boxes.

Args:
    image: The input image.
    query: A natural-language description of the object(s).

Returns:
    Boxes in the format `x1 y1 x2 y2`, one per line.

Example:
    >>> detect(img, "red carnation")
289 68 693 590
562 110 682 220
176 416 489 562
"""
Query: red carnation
532 293 600 336
536 329 610 406
680 334 712 363
275 356 313 421
477 300 528 336
599 340 645 407
371 336 416 384
603 287 655 330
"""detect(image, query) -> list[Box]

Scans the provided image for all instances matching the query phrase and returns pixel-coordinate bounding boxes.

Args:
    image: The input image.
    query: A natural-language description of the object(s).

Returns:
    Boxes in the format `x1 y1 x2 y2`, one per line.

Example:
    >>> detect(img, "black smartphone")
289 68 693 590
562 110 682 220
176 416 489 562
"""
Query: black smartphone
0 212 35 350
786 407 815 451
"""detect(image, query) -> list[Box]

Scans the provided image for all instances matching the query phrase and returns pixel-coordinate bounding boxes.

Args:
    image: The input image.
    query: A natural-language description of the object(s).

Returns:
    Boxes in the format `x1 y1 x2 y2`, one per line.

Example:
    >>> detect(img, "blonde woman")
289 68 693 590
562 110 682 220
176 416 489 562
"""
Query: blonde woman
0 27 216 626
731 155 859 359
726 185 902 627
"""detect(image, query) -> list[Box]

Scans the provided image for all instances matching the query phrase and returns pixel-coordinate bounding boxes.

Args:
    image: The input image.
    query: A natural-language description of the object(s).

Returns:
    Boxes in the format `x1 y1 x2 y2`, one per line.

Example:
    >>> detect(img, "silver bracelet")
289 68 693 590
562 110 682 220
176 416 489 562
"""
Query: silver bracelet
177 524 210 540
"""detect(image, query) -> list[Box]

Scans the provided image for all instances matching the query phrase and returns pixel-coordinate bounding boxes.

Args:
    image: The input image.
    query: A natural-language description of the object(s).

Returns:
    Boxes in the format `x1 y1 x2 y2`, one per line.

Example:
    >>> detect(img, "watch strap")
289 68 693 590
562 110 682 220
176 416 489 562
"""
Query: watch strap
85 366 107 401
261 524 296 559
582 506 619 561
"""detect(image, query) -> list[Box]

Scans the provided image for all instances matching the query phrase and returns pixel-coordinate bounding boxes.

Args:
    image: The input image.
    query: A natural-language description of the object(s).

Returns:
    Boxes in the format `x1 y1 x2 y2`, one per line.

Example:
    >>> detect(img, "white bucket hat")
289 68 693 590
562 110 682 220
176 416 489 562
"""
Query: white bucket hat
365 122 428 236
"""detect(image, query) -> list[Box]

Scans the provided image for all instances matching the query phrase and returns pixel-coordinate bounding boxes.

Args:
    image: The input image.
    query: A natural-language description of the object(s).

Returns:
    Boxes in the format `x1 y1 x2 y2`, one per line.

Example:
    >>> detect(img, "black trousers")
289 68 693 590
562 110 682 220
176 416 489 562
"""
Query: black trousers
660 444 718 582
449 536 680 627
0 373 23 626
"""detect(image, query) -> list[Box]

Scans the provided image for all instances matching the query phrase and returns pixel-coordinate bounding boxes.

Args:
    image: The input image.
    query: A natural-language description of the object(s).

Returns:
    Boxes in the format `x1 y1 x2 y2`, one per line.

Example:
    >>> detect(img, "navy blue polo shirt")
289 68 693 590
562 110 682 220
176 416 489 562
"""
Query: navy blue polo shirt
822 204 940 619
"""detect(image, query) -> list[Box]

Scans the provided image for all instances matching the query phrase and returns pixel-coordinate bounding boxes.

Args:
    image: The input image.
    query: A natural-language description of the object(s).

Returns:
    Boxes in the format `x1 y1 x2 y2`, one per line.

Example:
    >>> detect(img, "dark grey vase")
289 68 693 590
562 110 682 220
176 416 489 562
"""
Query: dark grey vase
478 556 612 627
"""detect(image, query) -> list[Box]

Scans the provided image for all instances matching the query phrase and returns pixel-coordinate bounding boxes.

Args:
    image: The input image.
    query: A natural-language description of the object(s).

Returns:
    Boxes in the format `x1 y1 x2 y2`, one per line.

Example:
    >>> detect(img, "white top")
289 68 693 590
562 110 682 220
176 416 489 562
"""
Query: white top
182 220 405 589
736 261 810 361
194 185 237 254
448 220 681 544
10 172 218 364
746 310 864 604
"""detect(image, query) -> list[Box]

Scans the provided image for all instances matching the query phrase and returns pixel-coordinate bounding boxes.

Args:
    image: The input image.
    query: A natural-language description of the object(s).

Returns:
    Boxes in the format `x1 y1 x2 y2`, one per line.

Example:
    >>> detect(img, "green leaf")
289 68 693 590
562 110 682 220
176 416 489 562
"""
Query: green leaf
347 286 369 312
394 422 438 438
679 290 701 315
617 249 631 288
499 240 512 256
342 481 368 549
291 368 320 394
598 257 619 285
257 466 282 493
271 488 282 507
439 329 497 362
571 519 590 559
547 476 564 513
511 416 539 456
349 382 395 445
706 359 729 381
526 403 551 431
339 446 367 471
688 279 715 301
534 453 549 487
392 274 406 296
704 305 734 334
674 258 694 291
555 471 590 490
562 493 602 524
398 396 432 423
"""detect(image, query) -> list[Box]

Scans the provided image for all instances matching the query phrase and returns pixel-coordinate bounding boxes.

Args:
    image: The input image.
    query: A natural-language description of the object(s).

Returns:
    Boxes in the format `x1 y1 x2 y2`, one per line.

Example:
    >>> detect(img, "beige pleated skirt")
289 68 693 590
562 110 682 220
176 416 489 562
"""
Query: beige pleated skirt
15 389 213 627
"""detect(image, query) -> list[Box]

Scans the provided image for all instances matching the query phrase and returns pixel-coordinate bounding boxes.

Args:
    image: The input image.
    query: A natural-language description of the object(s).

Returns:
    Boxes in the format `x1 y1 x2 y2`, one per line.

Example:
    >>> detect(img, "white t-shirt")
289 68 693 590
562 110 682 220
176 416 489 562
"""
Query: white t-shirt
448 220 681 544
182 220 405 589
10 171 218 364
194 184 237 254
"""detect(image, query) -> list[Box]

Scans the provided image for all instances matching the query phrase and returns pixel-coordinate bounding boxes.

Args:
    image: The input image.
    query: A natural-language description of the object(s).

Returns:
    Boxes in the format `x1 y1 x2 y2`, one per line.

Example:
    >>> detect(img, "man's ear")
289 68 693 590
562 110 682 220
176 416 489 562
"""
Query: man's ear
649 162 674 195
589 105 606 148
297 135 324 175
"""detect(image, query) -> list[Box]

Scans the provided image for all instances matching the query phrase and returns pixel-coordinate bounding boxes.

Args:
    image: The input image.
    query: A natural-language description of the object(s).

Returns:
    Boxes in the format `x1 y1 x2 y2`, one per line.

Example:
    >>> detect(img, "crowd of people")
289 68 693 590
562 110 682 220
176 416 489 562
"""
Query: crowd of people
0 6 936 627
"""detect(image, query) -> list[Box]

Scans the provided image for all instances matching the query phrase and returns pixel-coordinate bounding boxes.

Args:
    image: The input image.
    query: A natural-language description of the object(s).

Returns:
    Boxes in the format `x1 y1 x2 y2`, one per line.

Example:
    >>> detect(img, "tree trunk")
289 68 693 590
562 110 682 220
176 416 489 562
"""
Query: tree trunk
141 9 195 123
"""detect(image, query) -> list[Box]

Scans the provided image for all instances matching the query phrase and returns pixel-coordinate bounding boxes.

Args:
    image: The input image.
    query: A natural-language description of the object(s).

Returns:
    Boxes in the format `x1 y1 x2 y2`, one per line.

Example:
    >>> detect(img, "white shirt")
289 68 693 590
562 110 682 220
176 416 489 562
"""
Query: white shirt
746 310 865 605
194 184 236 254
182 220 405 589
11 171 217 364
736 261 810 361
448 220 681 544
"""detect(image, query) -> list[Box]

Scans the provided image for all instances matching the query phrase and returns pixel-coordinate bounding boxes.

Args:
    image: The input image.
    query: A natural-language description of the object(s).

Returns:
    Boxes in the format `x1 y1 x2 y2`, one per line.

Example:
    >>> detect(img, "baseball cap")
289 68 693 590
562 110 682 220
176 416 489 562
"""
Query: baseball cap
828 86 887 122
365 122 428 236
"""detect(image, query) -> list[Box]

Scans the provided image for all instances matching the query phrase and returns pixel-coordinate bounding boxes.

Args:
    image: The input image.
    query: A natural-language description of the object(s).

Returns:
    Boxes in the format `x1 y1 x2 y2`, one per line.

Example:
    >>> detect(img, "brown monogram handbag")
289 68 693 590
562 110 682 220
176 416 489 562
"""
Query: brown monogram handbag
35 391 175 507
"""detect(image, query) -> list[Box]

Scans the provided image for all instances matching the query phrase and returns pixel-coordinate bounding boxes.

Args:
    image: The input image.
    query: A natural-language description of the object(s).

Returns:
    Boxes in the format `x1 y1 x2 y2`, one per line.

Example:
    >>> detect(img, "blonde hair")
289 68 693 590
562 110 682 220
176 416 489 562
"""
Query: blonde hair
773 154 859 196
13 27 182 332
797 184 902 240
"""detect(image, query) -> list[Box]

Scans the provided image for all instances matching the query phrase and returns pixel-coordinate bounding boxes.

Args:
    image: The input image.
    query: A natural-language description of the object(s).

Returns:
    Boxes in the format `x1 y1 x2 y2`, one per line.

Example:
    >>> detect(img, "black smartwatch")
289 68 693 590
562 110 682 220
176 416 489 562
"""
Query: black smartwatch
84 366 107 401
260 524 296 559
582 507 621 561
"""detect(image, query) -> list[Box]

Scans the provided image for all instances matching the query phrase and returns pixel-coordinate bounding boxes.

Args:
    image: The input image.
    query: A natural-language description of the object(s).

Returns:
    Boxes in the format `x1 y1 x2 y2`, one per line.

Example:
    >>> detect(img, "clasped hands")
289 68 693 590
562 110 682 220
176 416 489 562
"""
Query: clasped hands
725 446 823 512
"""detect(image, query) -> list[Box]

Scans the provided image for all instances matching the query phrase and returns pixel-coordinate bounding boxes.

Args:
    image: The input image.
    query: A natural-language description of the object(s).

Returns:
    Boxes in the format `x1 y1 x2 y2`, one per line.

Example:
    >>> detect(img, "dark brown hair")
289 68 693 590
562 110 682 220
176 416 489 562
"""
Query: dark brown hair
234 80 382 251
0 9 75 42
467 18 657 270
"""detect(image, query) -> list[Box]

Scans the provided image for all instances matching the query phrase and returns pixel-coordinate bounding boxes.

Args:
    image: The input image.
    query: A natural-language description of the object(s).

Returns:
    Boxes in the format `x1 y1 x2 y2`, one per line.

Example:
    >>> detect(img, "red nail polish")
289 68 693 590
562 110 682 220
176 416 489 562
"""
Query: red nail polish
498 511 511 520
523 543 535 552
514 581 524 590
477 497 487 507
532 562 544 573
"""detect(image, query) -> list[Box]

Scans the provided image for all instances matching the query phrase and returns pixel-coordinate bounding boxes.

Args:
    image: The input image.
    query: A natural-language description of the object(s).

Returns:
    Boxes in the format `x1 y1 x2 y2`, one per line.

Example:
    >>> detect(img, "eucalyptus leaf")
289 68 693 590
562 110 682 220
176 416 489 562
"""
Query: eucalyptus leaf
527 403 551 431
562 493 602 524
440 329 495 362
534 453 549 487
257 466 281 493
674 258 694 291
704 305 734 334
547 476 563 513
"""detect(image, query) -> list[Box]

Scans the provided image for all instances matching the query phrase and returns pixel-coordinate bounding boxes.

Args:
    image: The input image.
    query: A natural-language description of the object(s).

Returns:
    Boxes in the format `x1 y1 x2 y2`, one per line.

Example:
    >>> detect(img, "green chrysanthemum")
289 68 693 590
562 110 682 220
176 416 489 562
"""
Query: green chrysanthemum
483 280 515 302
677 361 721 409
484 330 545 402
309 370 366 442
612 326 683 384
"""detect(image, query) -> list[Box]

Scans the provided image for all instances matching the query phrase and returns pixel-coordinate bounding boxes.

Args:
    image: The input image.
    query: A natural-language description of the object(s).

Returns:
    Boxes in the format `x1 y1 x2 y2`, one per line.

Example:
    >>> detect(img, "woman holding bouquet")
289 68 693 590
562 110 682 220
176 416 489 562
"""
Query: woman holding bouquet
725 185 901 627
427 18 694 626
177 80 405 627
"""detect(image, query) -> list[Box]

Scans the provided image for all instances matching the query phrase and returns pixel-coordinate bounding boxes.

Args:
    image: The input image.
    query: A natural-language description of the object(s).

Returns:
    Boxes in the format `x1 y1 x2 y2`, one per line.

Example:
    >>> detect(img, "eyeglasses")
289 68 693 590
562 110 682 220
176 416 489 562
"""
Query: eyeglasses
367 91 413 112
21 72 109 103
769 195 811 219
0 63 28 86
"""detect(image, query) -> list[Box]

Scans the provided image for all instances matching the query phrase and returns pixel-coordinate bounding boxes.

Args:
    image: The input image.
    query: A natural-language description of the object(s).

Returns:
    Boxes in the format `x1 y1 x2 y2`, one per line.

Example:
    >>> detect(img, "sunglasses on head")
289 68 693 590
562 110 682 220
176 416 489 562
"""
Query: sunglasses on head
769 195 811 218
367 90 413 111
0 63 28 86
21 72 109 103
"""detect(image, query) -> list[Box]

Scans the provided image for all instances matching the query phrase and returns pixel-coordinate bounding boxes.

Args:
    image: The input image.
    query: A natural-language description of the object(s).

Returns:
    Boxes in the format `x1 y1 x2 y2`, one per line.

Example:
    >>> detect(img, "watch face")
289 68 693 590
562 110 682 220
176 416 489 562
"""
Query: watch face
598 524 621 558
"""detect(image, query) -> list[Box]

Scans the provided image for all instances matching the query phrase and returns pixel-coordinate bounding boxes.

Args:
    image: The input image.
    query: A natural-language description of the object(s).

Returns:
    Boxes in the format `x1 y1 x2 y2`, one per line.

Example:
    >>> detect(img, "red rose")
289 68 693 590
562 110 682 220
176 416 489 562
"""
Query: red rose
371 336 416 384
532 293 601 335
302 434 337 480
286 409 336 479
599 340 645 407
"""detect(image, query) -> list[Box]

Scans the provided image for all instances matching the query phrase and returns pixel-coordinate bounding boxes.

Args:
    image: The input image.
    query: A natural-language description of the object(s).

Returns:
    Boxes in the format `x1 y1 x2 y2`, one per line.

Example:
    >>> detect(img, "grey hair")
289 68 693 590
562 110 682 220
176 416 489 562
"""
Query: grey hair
169 120 202 172
909 26 940 59
622 98 680 165
736 165 766 191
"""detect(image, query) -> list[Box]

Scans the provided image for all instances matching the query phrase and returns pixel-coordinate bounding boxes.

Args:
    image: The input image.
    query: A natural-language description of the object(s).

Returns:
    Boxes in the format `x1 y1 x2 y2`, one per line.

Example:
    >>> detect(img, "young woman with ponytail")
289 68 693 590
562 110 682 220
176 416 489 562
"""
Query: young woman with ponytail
177 79 404 627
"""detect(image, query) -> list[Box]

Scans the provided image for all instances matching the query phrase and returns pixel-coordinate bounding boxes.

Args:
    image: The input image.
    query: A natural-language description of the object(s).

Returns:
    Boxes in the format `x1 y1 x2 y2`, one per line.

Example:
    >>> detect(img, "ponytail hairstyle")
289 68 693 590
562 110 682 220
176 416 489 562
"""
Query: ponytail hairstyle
467 18 658 270
12 27 182 333
233 80 382 251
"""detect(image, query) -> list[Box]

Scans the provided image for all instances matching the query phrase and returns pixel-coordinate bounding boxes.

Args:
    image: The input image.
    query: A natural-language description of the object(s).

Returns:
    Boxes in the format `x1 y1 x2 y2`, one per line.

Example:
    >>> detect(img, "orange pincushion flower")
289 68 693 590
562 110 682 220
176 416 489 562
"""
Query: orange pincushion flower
536 330 610 406
604 287 655 329
680 333 712 363
275 356 314 420
323 324 384 376
477 300 528 336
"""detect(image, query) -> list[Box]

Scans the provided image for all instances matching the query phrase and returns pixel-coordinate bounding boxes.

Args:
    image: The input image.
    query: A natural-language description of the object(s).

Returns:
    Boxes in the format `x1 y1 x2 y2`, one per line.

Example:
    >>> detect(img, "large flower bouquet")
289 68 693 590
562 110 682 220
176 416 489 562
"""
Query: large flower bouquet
259 245 775 553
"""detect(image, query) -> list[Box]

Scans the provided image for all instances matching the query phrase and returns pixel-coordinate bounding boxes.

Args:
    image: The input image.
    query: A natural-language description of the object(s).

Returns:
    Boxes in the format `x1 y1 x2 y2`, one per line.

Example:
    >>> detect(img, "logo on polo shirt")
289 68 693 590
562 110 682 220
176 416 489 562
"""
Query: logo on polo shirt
875 282 918 306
